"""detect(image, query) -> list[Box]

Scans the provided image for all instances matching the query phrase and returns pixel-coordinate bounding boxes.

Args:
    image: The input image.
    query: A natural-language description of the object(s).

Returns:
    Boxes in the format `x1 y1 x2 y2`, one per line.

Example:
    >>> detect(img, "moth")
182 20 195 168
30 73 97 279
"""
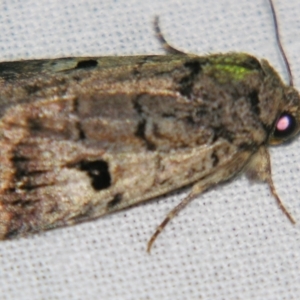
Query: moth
0 0 299 252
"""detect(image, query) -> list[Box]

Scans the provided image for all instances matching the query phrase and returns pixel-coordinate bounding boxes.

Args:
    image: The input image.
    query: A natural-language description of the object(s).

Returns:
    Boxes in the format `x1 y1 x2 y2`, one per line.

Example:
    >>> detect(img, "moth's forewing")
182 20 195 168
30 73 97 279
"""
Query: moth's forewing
0 53 299 239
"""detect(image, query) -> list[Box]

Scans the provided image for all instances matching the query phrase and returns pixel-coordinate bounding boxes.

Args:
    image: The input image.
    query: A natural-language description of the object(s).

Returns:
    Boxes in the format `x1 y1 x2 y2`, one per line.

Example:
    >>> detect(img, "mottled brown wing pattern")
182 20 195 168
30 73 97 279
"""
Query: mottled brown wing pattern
0 52 299 249
0 84 251 238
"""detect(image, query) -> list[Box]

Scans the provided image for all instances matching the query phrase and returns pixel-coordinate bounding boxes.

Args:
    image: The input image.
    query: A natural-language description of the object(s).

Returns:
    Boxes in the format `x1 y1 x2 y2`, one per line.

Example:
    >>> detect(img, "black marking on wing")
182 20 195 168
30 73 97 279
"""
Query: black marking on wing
75 60 98 69
0 60 47 80
133 96 157 151
11 150 29 184
135 119 156 151
10 147 53 191
211 151 220 167
107 193 123 210
75 160 112 190
73 98 86 140
28 118 43 132
76 122 86 140
23 84 42 95
212 126 235 143
178 60 202 98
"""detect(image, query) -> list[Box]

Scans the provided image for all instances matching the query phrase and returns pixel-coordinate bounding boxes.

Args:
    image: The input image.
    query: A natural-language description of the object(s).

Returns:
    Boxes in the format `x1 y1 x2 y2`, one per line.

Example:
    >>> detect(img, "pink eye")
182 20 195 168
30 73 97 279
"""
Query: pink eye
273 113 296 139
277 115 290 131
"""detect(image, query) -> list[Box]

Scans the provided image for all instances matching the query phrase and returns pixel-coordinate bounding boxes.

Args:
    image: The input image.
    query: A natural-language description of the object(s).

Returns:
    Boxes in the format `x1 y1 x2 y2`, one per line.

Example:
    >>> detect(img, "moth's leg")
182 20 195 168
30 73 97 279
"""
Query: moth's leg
246 146 296 224
153 16 187 55
147 181 211 253
147 150 252 252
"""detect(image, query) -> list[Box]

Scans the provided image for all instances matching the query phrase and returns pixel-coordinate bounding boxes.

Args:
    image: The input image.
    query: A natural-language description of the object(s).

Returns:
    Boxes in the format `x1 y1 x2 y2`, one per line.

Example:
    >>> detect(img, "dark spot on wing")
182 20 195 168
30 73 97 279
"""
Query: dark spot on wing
133 96 156 150
211 151 219 167
73 99 86 140
135 119 146 138
184 60 202 74
75 60 98 69
185 115 195 125
238 142 259 151
28 118 42 131
196 107 208 118
72 75 81 82
162 113 175 118
0 60 46 80
10 147 53 191
135 120 156 151
75 160 111 190
76 122 86 140
132 67 141 77
107 193 123 209
133 97 143 114
178 60 202 98
11 149 29 183
24 84 41 95
212 126 234 143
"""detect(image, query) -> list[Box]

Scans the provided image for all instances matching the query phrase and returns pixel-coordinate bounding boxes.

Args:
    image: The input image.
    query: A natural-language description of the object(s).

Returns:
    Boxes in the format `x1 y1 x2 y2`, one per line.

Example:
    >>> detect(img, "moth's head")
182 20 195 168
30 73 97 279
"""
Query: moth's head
269 86 300 145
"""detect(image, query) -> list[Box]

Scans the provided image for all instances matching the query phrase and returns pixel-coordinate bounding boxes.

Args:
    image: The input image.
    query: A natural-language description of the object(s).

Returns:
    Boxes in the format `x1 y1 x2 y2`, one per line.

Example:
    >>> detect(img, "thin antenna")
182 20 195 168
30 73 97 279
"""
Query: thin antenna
153 16 186 55
268 0 294 86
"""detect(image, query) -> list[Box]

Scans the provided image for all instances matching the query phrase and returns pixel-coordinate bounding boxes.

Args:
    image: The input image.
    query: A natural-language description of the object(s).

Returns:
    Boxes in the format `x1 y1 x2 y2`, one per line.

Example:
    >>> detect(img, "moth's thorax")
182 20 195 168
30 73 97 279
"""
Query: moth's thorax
186 54 300 147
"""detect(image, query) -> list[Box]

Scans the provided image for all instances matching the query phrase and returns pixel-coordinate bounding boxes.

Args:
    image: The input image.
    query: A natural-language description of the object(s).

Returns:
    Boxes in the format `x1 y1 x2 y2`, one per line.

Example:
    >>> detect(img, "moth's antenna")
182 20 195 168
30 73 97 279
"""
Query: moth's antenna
153 16 186 55
268 0 294 86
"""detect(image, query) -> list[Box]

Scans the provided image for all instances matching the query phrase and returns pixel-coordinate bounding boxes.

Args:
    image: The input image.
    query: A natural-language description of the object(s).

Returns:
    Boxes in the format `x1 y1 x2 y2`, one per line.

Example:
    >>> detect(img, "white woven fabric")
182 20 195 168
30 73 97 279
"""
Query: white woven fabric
1 0 300 299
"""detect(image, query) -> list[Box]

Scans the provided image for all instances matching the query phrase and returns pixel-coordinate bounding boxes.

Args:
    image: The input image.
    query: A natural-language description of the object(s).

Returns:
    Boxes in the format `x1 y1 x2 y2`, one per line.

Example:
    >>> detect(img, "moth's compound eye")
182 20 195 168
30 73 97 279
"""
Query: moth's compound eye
273 113 297 139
